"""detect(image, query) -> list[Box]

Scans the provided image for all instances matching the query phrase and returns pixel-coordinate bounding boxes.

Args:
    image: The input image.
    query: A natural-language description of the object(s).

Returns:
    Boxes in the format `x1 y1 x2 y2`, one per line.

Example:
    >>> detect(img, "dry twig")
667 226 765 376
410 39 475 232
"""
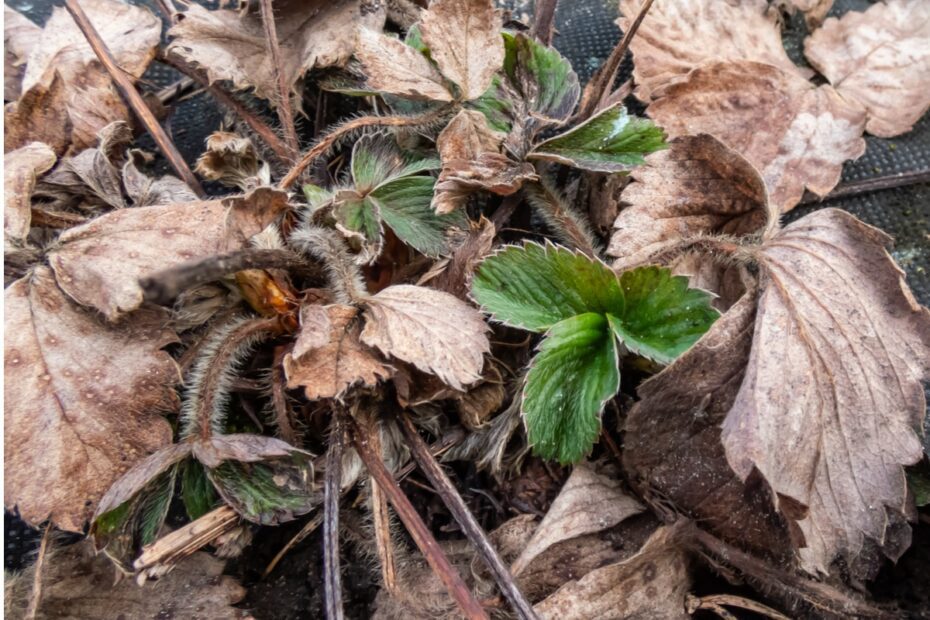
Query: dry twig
324 414 346 620
258 0 300 159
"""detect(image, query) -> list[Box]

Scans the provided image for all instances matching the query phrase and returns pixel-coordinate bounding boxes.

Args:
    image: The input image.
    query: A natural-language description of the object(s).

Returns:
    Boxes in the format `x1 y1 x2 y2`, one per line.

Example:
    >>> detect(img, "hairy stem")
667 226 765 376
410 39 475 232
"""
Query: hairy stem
259 0 300 160
288 227 367 304
524 179 599 257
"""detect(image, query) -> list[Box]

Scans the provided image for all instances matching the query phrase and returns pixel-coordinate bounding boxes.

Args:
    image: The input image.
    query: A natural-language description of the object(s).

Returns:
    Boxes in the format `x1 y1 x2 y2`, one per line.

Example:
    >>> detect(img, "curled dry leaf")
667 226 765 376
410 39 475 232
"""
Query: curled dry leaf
168 0 385 105
783 0 835 28
5 540 248 620
804 0 930 138
355 27 452 101
121 151 201 207
648 60 866 213
422 216 496 299
195 131 271 191
284 303 392 400
48 187 291 321
4 267 179 532
3 6 40 101
722 208 930 573
620 0 811 102
361 284 490 391
192 433 304 469
4 142 56 245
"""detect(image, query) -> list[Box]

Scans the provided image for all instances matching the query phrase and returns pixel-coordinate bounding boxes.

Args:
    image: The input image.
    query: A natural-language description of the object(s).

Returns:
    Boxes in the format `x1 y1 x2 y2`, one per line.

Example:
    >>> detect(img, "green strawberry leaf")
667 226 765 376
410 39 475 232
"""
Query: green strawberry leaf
468 74 517 133
507 32 579 124
607 266 719 364
181 459 217 521
370 176 467 257
350 133 439 192
523 313 619 464
471 241 624 332
302 183 333 211
528 104 667 173
334 197 382 241
208 457 316 525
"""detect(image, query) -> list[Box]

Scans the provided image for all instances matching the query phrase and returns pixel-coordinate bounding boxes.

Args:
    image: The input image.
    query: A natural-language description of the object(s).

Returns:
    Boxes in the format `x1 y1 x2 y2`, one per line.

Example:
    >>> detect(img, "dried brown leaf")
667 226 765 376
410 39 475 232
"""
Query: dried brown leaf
804 0 930 137
418 0 504 100
455 364 505 430
48 187 290 320
784 0 835 28
4 71 73 156
620 0 812 102
648 60 866 213
423 216 496 299
284 303 392 401
4 142 56 245
94 443 193 519
4 6 40 101
169 0 386 104
121 151 200 207
4 267 179 531
193 433 303 469
355 26 452 101
195 131 271 191
722 208 930 573
360 284 490 391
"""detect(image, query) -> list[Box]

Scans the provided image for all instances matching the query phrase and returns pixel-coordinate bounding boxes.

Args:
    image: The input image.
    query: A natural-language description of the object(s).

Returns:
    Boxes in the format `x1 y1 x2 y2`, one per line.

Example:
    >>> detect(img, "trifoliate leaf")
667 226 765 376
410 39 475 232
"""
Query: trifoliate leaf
370 176 466 257
607 266 719 364
528 104 667 173
506 32 579 124
334 196 382 243
523 313 620 464
471 242 624 332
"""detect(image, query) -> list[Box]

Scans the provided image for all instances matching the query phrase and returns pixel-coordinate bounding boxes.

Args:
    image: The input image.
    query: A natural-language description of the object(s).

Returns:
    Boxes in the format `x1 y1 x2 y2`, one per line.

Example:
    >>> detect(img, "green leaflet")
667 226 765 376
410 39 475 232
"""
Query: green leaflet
208 457 316 525
607 266 719 364
528 104 667 173
181 459 217 521
405 24 429 56
302 183 333 211
507 32 579 123
370 176 467 257
334 197 382 242
350 133 439 192
523 313 619 464
471 242 624 332
468 74 516 133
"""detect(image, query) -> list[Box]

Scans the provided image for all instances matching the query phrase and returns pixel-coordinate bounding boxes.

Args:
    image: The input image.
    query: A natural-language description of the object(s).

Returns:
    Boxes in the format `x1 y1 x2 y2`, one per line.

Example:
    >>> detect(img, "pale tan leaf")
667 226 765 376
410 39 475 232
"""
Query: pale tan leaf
418 0 504 100
722 208 930 573
804 0 930 137
4 71 73 156
512 461 644 575
47 187 290 320
534 525 691 620
360 284 489 390
4 267 179 532
121 151 200 207
648 60 866 213
192 433 304 468
785 0 835 28
355 27 452 101
5 541 247 620
620 0 812 102
4 6 40 101
284 304 392 401
4 142 56 245
168 0 385 104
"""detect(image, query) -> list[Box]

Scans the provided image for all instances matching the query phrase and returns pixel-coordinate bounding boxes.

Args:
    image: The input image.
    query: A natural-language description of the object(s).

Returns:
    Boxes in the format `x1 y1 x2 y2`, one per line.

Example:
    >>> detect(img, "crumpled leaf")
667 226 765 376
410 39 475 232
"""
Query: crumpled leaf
168 0 385 105
284 303 392 400
620 0 811 102
648 60 866 213
4 142 56 245
418 0 503 101
6 0 161 154
4 6 40 101
803 0 930 138
4 267 178 532
722 208 930 573
355 27 452 101
784 0 835 28
121 151 200 207
607 134 769 269
48 187 290 320
5 540 248 620
195 131 271 190
360 284 490 391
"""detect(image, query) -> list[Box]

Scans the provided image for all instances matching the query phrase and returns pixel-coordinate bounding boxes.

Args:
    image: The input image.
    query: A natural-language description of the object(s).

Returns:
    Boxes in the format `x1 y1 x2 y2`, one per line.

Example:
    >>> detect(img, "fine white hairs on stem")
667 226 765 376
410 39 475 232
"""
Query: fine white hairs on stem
289 226 366 304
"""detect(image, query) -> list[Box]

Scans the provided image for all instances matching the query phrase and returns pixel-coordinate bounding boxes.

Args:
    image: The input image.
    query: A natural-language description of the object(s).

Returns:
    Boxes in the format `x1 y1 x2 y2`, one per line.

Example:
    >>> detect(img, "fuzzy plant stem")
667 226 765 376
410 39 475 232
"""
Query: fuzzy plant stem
524 179 599 257
288 226 367 304
259 0 300 160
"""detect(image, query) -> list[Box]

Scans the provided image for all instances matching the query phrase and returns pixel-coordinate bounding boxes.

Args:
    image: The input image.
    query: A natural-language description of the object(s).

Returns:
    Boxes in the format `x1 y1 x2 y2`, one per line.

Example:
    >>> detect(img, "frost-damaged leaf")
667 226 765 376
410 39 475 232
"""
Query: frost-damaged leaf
208 456 317 525
195 131 271 190
471 242 624 332
4 71 73 156
418 0 504 100
4 142 56 245
355 27 452 101
607 266 720 365
529 104 667 173
607 134 769 269
504 32 580 124
370 176 468 257
4 6 39 101
722 209 930 573
4 267 178 532
534 525 691 620
193 433 306 469
523 313 619 465
620 0 811 102
121 151 200 207
48 187 290 320
7 0 160 153
648 60 866 213
512 461 644 574
803 0 930 138
5 541 247 620
361 284 490 390
284 303 392 400
168 0 385 105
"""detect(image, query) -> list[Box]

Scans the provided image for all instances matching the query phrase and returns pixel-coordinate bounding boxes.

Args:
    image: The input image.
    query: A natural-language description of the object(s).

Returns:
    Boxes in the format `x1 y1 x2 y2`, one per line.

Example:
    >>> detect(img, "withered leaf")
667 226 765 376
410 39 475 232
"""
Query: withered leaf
195 131 271 191
5 541 247 620
620 0 811 102
48 187 290 320
360 284 490 391
4 142 56 245
4 71 73 156
804 0 930 138
648 60 866 213
121 151 200 207
4 267 179 532
722 208 930 573
355 27 452 101
785 0 835 28
94 443 193 521
192 433 305 469
284 303 392 401
168 0 385 105
418 0 504 101
4 6 39 101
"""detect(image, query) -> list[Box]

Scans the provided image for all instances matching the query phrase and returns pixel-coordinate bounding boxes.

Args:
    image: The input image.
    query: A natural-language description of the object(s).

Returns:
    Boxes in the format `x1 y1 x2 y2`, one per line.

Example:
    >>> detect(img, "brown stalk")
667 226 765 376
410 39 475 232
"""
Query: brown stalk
271 346 302 445
367 421 398 593
530 0 559 45
687 594 791 620
154 0 180 24
25 524 52 620
262 512 324 578
134 506 240 576
399 412 539 620
258 0 300 160
63 0 205 197
346 413 489 620
324 415 346 620
575 0 655 120
800 169 930 205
